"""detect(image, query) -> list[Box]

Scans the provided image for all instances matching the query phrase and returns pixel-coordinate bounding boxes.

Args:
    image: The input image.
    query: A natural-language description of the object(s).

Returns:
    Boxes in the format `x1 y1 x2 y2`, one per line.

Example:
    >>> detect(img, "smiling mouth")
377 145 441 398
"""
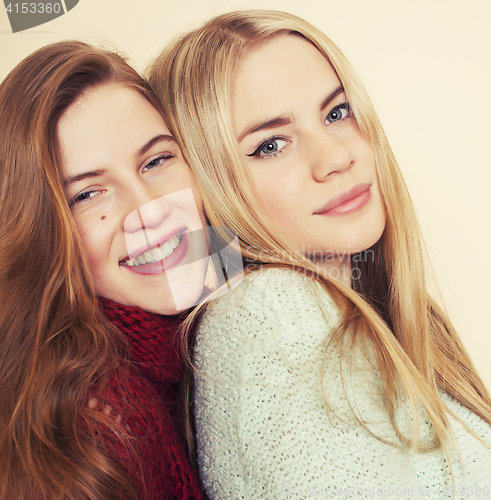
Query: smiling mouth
120 232 182 267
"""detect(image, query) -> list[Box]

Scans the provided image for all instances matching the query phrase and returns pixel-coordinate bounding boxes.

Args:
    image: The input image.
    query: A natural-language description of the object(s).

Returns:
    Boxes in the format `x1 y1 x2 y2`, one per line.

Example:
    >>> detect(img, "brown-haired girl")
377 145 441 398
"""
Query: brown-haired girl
0 41 207 500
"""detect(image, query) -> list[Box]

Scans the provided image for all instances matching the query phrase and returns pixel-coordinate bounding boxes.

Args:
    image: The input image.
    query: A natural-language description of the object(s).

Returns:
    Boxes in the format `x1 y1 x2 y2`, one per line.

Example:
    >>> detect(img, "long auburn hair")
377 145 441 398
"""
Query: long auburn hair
147 9 491 458
0 41 163 500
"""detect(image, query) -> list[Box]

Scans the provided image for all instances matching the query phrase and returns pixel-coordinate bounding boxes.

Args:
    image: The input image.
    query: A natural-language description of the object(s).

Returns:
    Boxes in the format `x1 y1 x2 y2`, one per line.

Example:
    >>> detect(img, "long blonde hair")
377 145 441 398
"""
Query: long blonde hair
148 9 491 456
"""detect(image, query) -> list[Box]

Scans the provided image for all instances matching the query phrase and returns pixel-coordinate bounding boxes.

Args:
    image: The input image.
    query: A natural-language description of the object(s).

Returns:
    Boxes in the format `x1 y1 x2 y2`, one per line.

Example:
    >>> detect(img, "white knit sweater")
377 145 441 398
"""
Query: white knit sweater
194 268 491 499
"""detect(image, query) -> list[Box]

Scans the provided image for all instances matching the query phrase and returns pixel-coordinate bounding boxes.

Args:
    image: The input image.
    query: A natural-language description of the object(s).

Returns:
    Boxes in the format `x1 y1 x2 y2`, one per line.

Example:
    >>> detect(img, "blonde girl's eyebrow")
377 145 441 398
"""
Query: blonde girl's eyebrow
136 134 178 157
238 117 291 143
238 86 345 143
320 86 345 111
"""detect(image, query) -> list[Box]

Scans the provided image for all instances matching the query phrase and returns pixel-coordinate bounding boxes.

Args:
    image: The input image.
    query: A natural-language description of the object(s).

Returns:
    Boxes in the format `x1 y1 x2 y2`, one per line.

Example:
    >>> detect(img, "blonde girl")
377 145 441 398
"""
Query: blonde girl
148 10 491 499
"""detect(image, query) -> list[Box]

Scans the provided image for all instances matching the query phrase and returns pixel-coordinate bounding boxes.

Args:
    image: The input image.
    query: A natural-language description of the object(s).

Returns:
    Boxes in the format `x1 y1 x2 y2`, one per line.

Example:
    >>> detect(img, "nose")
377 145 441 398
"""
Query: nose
123 185 172 234
308 128 354 182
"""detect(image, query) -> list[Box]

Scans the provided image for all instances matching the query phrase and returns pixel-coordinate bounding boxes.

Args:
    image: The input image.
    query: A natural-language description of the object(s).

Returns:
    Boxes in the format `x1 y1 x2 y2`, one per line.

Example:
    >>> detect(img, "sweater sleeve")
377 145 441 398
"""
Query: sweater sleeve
194 268 424 499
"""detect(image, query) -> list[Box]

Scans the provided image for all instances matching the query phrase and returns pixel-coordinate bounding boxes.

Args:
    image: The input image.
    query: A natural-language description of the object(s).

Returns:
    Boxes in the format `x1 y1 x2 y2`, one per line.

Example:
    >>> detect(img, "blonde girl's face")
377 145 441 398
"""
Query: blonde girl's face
58 84 208 314
232 35 386 276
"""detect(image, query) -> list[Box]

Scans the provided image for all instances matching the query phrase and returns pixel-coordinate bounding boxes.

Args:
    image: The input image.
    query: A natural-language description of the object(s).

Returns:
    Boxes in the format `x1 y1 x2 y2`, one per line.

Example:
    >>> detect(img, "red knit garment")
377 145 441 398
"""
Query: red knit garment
91 298 206 500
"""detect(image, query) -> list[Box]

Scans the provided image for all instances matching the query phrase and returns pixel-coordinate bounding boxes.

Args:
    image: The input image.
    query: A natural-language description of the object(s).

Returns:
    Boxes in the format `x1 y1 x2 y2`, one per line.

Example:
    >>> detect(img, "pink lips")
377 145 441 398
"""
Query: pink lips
126 227 184 261
315 183 371 216
122 230 188 275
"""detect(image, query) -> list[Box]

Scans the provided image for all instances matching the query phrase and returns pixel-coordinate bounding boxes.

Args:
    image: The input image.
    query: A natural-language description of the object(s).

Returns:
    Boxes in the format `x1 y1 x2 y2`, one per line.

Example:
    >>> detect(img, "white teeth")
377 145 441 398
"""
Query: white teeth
127 233 182 267
153 247 163 260
162 241 173 258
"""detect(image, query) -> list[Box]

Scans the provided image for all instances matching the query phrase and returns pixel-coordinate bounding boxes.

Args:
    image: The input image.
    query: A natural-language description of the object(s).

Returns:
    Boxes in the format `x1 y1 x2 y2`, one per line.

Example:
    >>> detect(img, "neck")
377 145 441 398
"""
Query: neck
309 254 352 287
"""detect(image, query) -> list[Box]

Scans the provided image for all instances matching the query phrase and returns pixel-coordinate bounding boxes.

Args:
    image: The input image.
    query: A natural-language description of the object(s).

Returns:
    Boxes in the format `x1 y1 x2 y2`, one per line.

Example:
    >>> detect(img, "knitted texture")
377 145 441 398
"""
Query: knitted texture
194 268 491 499
90 298 205 500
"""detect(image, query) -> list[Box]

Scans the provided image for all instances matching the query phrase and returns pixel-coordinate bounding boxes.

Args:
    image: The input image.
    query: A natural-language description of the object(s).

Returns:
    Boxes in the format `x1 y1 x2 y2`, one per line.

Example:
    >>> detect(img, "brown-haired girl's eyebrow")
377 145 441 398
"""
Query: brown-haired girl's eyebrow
136 134 178 157
64 169 106 187
320 86 344 111
64 136 178 188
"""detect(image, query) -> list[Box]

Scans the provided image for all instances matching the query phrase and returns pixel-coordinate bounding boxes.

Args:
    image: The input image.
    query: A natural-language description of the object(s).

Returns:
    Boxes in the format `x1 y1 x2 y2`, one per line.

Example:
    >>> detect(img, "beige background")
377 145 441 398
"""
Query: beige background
1 0 490 388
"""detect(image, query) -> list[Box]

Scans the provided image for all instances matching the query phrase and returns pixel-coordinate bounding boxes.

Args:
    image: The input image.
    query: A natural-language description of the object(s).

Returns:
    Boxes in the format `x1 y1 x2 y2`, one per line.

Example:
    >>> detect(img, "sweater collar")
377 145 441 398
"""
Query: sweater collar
99 298 187 383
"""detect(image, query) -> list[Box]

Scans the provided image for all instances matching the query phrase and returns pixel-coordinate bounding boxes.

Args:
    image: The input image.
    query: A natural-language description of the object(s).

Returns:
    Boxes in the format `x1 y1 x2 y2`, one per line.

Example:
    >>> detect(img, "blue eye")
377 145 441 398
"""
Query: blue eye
326 103 350 124
248 138 289 159
142 154 174 173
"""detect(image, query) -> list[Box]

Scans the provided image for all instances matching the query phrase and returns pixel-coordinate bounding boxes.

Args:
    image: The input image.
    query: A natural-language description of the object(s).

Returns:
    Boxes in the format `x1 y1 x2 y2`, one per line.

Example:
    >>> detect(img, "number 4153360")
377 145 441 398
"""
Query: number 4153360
6 3 61 14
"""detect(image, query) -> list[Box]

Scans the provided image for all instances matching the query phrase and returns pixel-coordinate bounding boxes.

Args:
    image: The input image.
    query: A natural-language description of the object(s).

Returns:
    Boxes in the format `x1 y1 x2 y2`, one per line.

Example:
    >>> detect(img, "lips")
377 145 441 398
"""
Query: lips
315 183 371 216
119 229 188 274
125 233 181 266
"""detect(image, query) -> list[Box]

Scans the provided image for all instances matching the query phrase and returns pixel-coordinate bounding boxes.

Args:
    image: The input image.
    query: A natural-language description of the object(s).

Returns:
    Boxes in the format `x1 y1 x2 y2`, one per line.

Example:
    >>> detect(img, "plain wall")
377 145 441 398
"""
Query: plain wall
1 0 490 388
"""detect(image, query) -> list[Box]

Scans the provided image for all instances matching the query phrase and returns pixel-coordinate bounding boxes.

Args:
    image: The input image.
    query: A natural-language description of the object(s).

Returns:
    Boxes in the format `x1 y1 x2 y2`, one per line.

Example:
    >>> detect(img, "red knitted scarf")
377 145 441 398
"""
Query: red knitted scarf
96 298 206 500
100 298 185 383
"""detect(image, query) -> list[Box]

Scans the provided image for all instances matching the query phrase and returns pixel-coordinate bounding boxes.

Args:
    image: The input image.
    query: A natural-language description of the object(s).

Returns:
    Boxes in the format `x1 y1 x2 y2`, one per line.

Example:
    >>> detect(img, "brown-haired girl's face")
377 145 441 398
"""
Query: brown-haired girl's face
58 84 208 314
232 35 386 280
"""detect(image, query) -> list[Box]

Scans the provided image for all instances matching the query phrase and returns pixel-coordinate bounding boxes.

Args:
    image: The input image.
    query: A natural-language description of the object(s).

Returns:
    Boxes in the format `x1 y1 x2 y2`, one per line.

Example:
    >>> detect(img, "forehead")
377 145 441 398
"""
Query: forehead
57 84 169 175
58 83 166 140
232 35 340 127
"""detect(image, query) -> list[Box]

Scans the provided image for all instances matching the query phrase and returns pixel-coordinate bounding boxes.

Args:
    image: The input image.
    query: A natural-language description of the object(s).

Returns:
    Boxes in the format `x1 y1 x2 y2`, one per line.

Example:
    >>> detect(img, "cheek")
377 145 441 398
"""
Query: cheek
251 168 292 217
351 129 375 166
166 167 205 226
75 218 113 276
190 185 206 227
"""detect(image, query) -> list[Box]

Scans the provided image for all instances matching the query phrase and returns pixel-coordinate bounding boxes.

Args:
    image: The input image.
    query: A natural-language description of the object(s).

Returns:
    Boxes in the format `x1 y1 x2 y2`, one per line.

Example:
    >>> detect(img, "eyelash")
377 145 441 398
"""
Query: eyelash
142 153 175 173
326 102 351 123
69 188 104 208
247 102 351 160
69 154 175 208
247 137 289 160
